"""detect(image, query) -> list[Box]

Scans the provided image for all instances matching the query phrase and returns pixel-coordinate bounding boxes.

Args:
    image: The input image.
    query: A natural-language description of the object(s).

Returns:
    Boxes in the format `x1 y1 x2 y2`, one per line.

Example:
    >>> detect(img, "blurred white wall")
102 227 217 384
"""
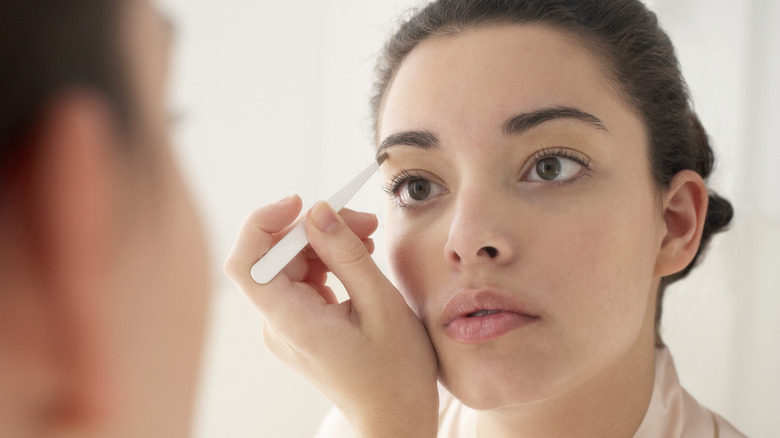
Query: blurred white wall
654 1 780 437
156 0 779 436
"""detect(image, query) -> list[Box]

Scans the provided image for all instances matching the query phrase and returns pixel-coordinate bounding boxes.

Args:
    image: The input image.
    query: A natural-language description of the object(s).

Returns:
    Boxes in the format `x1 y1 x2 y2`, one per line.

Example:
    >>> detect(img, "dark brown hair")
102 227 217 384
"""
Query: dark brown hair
371 0 733 346
0 0 128 164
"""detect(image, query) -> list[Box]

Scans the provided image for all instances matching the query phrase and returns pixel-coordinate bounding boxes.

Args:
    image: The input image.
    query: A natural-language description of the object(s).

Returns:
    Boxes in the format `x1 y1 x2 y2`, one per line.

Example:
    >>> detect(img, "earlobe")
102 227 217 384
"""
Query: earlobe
654 170 709 278
0 90 122 431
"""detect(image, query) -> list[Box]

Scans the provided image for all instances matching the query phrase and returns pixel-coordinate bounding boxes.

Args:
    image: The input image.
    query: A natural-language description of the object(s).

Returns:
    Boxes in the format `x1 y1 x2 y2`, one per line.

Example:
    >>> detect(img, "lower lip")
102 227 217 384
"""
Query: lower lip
445 312 537 343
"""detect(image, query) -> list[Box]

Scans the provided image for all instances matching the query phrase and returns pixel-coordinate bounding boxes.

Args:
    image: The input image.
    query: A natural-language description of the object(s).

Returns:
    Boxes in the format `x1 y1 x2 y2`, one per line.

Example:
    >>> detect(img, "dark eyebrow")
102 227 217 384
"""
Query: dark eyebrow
502 106 609 136
376 129 440 160
375 107 607 160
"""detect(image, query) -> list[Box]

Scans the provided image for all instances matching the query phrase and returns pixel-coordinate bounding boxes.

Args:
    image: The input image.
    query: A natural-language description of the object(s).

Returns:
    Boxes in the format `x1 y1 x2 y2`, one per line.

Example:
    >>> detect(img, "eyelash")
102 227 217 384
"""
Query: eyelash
528 146 590 170
382 147 592 204
382 169 425 197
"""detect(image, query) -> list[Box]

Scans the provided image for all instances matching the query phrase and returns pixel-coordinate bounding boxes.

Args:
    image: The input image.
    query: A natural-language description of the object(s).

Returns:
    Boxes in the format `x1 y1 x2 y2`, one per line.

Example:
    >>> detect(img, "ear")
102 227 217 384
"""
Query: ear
653 169 709 278
0 91 122 432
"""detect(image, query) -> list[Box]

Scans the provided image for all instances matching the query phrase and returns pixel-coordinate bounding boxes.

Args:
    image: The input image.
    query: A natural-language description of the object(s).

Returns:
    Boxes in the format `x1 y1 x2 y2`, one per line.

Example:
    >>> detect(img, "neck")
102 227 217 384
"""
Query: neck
477 336 656 438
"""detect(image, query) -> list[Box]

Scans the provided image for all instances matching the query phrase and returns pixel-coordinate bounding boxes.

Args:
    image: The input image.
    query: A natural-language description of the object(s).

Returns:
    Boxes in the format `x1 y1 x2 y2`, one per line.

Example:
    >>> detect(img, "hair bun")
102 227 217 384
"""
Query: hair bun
703 191 734 242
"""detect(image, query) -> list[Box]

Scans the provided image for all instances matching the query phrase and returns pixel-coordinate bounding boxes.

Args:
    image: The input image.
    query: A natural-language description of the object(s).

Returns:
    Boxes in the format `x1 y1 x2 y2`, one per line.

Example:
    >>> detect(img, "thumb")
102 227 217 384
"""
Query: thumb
305 201 393 311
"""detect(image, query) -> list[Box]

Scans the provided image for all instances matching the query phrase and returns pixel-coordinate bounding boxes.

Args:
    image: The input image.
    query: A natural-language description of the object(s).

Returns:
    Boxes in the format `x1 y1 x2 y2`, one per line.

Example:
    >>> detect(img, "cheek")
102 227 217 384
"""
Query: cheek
385 213 446 317
534 181 661 345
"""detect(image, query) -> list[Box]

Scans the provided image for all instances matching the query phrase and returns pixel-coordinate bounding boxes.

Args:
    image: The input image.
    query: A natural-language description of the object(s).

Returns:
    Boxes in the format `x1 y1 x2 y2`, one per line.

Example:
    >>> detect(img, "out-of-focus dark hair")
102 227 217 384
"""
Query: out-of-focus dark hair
0 0 128 165
370 0 734 346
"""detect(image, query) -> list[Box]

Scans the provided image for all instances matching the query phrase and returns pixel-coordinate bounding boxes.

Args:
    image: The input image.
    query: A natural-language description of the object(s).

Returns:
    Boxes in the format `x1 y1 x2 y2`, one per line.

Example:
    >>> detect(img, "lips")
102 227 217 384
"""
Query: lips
442 290 540 343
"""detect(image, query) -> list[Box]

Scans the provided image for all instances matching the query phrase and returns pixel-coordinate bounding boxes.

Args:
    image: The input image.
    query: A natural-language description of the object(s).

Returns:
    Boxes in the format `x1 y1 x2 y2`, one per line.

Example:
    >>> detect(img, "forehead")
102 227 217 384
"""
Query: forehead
379 23 634 139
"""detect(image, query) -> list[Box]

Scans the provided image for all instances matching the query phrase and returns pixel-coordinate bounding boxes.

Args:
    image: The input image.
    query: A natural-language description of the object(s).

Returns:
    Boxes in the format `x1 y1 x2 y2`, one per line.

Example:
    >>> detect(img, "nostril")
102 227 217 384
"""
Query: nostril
481 246 498 258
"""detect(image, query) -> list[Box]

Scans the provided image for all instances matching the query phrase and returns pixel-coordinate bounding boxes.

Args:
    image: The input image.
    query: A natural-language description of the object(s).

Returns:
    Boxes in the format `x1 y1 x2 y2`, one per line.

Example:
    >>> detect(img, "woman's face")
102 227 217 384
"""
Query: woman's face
379 24 665 409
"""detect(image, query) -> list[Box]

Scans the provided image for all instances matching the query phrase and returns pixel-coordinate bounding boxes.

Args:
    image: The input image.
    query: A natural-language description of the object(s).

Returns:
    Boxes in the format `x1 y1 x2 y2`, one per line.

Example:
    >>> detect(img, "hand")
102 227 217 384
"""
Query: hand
224 195 439 437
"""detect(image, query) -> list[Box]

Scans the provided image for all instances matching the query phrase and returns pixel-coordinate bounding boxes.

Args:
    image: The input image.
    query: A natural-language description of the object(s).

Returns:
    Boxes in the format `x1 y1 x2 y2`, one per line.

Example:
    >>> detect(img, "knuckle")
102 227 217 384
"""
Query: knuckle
247 206 271 225
223 254 250 283
262 320 306 362
223 256 238 279
335 237 369 267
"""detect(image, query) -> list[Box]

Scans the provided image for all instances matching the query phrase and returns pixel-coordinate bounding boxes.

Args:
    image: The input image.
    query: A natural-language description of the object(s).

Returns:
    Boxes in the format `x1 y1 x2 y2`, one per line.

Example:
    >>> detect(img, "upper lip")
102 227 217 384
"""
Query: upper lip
441 289 540 326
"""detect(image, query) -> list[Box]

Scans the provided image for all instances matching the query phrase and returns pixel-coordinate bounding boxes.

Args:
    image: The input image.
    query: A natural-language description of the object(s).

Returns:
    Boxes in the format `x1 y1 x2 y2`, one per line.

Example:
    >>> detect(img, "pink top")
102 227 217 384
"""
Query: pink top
315 347 746 437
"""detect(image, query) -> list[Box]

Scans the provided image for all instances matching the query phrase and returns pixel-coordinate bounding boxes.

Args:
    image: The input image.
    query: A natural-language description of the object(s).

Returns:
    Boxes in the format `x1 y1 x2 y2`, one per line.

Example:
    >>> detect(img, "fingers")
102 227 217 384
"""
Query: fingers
235 201 439 431
305 202 394 312
225 197 385 327
303 208 376 276
226 200 379 289
224 195 302 288
225 198 381 316
340 208 378 240
242 207 377 285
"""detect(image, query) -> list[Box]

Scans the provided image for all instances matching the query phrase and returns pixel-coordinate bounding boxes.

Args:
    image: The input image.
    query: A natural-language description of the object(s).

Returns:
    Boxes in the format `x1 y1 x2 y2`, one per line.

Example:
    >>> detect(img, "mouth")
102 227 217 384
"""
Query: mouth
442 290 540 343
466 309 502 317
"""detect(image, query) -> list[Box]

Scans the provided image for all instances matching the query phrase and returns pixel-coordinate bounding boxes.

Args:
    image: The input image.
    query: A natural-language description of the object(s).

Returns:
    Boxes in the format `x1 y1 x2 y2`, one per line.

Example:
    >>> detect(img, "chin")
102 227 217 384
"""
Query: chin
442 375 550 411
436 344 567 410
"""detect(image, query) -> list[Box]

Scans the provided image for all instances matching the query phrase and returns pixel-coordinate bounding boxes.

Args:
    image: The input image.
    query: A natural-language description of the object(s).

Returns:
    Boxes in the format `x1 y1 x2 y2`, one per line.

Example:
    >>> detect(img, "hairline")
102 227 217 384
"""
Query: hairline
372 19 643 146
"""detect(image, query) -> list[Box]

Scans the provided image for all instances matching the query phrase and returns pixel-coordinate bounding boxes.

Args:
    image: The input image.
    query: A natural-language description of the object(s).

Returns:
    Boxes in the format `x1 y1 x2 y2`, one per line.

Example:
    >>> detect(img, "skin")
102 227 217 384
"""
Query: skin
226 198 439 437
378 24 705 437
0 0 210 436
227 22 707 438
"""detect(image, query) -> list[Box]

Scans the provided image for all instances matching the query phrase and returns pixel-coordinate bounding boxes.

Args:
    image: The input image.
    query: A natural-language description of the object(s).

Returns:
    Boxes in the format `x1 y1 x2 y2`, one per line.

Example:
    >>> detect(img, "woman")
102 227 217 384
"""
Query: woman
225 0 744 436
0 0 210 436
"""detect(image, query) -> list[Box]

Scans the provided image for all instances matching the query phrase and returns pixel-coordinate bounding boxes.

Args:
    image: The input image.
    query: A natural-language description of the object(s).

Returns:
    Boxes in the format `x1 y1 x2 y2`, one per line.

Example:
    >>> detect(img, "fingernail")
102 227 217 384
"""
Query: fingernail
311 202 340 233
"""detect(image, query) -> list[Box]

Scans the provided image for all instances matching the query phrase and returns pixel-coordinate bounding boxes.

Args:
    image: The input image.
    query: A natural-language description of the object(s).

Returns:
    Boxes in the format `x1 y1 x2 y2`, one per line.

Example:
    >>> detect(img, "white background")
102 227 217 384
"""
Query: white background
156 0 780 436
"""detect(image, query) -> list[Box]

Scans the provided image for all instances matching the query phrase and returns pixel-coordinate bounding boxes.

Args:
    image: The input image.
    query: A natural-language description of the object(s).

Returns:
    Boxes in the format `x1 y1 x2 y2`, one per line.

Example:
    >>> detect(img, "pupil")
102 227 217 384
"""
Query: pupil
407 179 431 201
536 158 561 180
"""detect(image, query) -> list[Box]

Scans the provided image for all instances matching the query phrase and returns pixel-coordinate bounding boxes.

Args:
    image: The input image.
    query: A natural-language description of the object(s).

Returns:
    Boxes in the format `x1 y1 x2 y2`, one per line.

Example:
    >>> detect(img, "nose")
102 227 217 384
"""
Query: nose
443 192 515 269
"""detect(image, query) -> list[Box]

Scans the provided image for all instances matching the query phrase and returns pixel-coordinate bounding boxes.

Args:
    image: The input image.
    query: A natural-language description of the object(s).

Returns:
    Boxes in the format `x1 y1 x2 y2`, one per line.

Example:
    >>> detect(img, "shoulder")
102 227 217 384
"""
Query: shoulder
711 410 748 438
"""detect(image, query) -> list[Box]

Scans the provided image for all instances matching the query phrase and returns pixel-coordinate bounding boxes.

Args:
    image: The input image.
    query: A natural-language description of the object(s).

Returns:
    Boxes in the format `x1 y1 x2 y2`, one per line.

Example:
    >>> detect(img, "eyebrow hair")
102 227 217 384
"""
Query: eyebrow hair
502 106 609 135
376 129 440 159
375 106 608 160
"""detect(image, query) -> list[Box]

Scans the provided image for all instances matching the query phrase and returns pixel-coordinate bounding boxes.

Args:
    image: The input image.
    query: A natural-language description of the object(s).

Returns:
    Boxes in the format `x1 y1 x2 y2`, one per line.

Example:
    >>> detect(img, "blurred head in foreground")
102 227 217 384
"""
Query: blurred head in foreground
0 0 210 436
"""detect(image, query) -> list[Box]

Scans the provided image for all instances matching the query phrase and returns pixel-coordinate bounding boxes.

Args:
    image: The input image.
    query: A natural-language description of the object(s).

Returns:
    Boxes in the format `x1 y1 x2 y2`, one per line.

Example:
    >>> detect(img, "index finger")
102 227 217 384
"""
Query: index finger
224 195 302 286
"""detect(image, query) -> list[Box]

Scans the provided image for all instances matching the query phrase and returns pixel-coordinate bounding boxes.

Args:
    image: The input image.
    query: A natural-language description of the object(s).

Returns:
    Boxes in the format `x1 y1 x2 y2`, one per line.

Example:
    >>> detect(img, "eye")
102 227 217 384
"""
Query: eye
524 148 590 183
384 170 447 207
397 178 447 206
403 179 432 201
